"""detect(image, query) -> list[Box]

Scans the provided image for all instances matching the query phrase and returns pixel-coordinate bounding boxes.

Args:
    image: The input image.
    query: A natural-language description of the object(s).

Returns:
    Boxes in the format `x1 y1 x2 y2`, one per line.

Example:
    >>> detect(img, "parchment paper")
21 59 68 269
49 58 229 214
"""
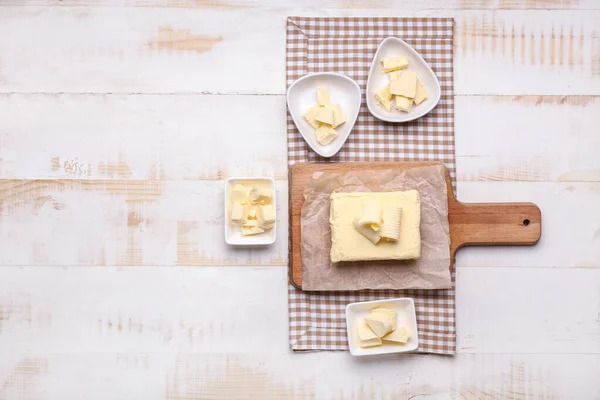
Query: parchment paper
301 165 451 291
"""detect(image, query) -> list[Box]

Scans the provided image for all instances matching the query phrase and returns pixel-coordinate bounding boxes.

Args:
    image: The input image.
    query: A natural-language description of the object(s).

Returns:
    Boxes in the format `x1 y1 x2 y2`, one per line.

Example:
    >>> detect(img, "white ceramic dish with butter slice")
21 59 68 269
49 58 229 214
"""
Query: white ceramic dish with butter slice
366 37 441 123
224 177 276 246
287 73 361 158
346 298 419 356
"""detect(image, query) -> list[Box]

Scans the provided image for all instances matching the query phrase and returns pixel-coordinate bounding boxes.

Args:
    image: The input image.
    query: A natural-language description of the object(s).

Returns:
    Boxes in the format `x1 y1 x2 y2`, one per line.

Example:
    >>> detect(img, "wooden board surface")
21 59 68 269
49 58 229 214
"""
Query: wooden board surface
290 162 541 288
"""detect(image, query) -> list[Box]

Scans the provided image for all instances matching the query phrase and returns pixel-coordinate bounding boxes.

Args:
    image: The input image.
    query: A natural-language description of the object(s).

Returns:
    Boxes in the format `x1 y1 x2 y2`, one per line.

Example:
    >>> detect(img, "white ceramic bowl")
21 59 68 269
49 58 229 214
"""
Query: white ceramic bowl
224 177 276 246
287 72 361 158
346 298 419 356
366 37 441 123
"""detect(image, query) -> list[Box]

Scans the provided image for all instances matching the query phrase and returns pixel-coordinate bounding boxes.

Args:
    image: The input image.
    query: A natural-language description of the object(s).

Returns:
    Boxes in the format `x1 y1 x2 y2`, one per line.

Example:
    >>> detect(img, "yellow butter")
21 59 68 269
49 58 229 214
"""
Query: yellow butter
249 187 272 205
381 56 409 73
414 79 427 105
395 95 413 113
380 204 403 241
231 184 248 205
375 85 392 111
257 205 275 229
317 87 330 106
390 70 418 98
303 104 321 129
389 70 403 81
383 326 410 344
357 200 382 231
316 124 338 145
331 104 346 128
315 106 335 126
241 222 265 236
231 203 245 224
365 309 396 337
357 319 382 348
329 191 421 263
353 218 382 245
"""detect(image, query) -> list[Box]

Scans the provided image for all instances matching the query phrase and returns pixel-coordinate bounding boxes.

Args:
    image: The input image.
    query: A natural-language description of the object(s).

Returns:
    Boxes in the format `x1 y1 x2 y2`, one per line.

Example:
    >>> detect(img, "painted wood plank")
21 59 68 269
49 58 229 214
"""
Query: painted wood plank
0 267 597 355
1 94 599 182
4 0 600 10
0 94 288 180
0 180 289 266
1 9 600 94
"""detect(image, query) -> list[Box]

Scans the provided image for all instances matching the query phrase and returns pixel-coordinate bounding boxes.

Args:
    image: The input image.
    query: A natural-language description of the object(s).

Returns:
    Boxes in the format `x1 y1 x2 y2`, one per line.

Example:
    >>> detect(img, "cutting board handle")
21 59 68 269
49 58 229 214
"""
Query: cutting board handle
449 201 541 256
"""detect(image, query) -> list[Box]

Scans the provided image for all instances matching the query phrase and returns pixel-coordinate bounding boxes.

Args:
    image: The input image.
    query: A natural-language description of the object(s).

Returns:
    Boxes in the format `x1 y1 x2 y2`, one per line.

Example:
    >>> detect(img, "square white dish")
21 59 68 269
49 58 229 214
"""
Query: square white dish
366 37 441 123
346 298 419 356
224 177 276 246
287 72 361 158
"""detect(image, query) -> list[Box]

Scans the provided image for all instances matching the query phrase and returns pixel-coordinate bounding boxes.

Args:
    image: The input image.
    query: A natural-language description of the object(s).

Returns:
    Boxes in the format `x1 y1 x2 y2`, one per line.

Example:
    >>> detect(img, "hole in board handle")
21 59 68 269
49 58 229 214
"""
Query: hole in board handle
522 219 530 226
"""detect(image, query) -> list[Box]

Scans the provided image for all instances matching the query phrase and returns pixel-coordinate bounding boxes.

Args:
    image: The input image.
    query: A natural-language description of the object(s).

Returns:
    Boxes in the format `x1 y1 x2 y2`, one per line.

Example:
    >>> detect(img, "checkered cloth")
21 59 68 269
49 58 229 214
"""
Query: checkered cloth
287 17 456 355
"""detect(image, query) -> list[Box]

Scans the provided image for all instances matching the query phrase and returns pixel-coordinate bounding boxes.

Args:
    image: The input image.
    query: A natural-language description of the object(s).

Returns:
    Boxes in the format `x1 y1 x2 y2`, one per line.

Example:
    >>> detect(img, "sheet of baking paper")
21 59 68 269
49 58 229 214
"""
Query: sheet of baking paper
301 165 451 291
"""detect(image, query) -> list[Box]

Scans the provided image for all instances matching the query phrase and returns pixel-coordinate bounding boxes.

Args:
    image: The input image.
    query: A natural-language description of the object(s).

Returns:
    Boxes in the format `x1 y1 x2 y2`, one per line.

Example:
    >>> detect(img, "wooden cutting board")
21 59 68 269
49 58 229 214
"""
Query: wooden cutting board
289 162 542 289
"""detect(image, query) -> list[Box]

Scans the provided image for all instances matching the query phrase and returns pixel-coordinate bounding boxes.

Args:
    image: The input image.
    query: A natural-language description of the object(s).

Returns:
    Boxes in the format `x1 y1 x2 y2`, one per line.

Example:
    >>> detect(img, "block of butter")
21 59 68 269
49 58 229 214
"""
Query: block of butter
390 70 418 98
317 87 330 105
395 95 413 113
329 191 421 263
383 326 410 344
231 184 248 205
303 104 321 129
316 124 337 146
315 106 335 126
257 205 275 229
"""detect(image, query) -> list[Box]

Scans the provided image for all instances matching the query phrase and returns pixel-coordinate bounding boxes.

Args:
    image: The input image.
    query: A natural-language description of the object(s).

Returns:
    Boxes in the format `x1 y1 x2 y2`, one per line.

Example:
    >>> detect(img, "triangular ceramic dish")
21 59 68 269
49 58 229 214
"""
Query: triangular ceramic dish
287 73 361 158
366 37 441 123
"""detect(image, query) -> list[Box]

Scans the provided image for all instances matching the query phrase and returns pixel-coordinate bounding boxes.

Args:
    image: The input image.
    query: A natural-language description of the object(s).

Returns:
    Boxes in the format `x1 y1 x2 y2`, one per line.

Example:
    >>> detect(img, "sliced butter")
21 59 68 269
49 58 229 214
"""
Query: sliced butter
241 223 265 236
414 79 427 105
249 187 272 205
331 104 346 128
383 326 410 344
316 124 337 145
357 319 382 348
231 203 245 224
390 70 418 98
395 95 413 113
257 205 275 229
380 204 403 241
381 56 409 73
317 87 330 106
365 310 396 337
231 184 248 205
315 106 335 126
357 200 382 231
375 85 392 111
303 104 321 129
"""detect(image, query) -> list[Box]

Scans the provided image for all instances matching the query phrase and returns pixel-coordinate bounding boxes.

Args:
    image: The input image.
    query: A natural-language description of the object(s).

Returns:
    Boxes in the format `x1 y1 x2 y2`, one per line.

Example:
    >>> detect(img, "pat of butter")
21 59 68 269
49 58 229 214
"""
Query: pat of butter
315 106 335 126
241 221 265 236
257 205 275 229
331 104 346 128
375 85 392 111
329 191 421 263
390 70 418 98
381 56 409 73
231 203 245 223
383 326 410 344
316 124 337 145
395 95 413 113
317 87 330 106
389 70 403 81
414 79 427 105
365 309 396 337
231 184 248 205
242 204 259 224
357 319 382 348
303 104 321 129
249 187 272 205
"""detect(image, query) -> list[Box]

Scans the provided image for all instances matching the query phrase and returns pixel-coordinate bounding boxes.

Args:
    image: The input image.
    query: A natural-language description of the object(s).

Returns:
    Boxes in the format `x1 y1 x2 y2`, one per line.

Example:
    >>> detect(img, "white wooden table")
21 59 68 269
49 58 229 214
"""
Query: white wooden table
1 1 599 399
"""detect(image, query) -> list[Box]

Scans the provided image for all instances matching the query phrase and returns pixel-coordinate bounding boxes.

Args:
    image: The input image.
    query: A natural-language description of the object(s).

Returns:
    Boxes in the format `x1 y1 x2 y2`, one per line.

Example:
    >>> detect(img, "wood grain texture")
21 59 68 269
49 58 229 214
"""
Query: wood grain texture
289 162 541 288
2 9 600 94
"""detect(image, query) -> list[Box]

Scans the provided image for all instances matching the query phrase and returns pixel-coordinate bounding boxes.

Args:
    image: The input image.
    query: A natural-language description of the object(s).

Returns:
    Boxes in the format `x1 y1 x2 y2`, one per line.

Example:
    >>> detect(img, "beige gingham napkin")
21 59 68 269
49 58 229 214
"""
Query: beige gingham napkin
286 17 456 355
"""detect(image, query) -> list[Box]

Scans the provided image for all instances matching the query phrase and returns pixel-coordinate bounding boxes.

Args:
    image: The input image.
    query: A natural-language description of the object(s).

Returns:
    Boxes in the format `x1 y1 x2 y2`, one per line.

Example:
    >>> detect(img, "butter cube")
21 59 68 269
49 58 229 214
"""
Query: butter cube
315 106 335 126
249 187 272 205
389 70 403 81
383 326 410 344
316 124 337 145
231 203 245 224
231 184 248 204
390 70 417 98
395 95 413 112
242 204 259 224
357 319 382 348
317 87 330 106
257 205 275 229
381 56 409 72
414 79 427 105
303 104 321 129
331 104 346 128
375 85 392 111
